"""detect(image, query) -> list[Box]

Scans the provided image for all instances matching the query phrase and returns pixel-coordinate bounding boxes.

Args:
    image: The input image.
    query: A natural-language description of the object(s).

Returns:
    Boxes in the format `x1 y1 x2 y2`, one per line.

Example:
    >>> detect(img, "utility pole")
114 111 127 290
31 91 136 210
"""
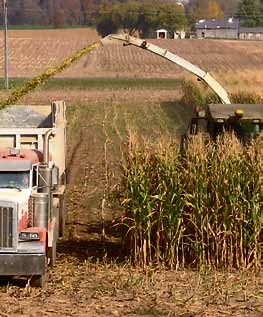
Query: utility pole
3 0 9 89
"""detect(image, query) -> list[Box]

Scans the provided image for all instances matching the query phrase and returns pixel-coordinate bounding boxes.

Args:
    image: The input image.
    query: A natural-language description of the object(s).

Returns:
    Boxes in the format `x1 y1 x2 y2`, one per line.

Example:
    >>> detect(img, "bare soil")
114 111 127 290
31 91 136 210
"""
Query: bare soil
1 255 262 316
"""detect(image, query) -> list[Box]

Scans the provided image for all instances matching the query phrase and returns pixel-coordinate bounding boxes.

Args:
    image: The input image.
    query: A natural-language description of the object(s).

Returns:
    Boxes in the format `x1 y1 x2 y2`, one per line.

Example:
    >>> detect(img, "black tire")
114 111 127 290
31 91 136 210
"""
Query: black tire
30 273 46 288
30 255 47 288
59 196 65 237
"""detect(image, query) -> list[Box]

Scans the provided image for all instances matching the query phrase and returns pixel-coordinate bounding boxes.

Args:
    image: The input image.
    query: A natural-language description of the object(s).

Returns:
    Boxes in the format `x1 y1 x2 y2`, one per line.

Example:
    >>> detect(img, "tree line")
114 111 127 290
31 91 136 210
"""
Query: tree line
0 0 263 34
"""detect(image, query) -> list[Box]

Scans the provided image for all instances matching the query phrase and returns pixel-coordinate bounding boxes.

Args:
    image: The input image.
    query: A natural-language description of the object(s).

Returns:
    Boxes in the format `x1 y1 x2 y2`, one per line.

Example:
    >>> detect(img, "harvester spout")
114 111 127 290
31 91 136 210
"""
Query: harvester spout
103 34 231 104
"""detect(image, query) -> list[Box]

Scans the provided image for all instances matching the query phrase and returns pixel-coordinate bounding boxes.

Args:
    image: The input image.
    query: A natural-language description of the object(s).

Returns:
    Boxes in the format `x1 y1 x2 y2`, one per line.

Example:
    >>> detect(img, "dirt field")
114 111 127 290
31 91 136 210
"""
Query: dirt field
0 28 262 315
0 88 262 316
0 29 263 92
1 256 262 316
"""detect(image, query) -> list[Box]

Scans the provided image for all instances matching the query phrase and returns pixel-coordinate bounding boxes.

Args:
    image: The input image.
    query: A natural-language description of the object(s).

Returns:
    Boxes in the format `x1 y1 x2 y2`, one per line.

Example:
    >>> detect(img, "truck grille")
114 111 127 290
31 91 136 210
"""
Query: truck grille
0 206 14 249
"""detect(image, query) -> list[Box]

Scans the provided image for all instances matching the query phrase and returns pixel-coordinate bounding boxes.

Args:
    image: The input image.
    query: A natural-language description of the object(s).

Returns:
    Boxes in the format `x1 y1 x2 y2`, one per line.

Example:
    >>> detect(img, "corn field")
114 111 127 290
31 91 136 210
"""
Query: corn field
120 132 263 270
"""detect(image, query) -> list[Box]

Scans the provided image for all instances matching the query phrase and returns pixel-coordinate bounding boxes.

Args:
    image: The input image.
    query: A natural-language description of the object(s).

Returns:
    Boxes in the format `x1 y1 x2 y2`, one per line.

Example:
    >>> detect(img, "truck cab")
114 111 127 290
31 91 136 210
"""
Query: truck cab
0 101 66 287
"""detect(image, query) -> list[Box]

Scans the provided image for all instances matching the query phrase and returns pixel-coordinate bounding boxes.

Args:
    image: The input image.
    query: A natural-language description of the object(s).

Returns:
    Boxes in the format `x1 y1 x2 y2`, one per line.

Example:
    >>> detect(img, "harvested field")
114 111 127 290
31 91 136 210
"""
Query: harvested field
0 28 262 314
0 87 262 316
0 256 262 316
0 29 263 92
0 28 99 78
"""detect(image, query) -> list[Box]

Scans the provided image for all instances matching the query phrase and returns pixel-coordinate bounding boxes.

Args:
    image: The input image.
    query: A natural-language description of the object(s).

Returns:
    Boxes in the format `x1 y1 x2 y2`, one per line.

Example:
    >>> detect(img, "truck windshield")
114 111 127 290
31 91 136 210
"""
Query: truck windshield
0 171 30 190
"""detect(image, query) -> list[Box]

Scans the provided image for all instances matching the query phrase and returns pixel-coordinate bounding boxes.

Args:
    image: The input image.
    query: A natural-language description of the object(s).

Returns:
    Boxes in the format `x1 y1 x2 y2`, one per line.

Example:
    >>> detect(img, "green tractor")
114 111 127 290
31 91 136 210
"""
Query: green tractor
189 104 263 141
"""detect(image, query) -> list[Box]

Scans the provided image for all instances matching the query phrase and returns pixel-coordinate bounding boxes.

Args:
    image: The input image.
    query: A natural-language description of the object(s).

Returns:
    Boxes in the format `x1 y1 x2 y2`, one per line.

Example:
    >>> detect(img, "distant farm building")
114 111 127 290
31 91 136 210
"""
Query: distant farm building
239 27 263 40
156 29 185 39
174 30 186 39
156 29 168 39
195 18 239 39
195 18 263 40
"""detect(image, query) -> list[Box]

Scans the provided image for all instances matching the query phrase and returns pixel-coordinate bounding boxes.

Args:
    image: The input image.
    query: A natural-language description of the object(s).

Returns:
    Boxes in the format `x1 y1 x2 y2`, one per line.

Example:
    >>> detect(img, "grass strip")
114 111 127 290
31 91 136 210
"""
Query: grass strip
0 78 181 91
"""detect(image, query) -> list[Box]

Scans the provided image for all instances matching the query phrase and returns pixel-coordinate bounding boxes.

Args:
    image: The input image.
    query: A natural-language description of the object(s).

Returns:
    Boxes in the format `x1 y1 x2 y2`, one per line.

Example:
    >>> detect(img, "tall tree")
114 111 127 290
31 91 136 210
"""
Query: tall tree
95 1 186 37
217 0 239 16
8 0 48 25
64 0 81 25
237 0 263 27
53 8 66 27
119 1 142 34
189 0 224 20
157 3 186 32
207 0 224 19
96 1 121 37
23 0 46 25
81 0 98 25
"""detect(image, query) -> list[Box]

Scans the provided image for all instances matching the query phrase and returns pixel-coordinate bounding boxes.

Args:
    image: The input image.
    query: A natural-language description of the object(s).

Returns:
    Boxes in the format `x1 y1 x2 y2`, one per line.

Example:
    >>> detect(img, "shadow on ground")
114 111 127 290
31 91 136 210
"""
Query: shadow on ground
59 219 125 262
160 100 194 136
58 238 123 262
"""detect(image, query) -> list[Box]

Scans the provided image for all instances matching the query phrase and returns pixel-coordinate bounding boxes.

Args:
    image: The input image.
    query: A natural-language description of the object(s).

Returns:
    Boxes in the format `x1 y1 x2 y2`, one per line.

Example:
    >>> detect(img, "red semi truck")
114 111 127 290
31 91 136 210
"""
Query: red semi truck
0 101 66 287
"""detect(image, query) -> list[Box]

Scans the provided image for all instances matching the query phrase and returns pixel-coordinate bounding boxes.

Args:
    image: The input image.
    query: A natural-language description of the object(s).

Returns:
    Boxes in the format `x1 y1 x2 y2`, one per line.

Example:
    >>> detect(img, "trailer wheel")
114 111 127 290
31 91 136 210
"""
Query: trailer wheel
59 195 65 237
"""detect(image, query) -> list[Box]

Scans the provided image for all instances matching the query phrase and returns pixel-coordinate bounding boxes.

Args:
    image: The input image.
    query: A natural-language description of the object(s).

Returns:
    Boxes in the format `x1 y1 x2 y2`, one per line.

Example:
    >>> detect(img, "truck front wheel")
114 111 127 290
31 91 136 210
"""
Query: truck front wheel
30 255 47 288
30 274 46 288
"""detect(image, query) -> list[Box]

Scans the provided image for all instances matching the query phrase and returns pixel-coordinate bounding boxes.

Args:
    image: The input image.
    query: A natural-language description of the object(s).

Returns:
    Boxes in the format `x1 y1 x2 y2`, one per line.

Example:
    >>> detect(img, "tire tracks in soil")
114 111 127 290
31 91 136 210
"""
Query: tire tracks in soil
66 102 123 250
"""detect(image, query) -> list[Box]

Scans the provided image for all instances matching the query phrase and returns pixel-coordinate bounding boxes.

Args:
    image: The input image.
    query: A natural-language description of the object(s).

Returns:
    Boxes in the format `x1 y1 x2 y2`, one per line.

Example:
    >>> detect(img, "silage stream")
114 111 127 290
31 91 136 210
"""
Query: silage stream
0 39 103 108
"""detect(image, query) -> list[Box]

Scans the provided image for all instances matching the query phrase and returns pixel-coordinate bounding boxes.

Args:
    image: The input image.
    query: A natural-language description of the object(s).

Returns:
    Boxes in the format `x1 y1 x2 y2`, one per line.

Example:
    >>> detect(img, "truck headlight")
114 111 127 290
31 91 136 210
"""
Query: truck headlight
19 232 40 241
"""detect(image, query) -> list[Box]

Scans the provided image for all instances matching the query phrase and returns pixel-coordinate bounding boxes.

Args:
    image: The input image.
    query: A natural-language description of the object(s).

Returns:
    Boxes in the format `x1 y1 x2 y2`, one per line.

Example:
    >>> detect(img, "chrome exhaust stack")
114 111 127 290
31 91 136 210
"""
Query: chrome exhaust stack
39 130 53 194
32 193 49 229
35 130 54 226
43 129 53 166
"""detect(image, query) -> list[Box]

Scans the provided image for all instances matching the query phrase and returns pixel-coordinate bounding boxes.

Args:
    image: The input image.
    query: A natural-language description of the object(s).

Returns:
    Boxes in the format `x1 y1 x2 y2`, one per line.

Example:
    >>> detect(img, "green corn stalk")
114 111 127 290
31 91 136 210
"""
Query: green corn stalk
119 131 262 270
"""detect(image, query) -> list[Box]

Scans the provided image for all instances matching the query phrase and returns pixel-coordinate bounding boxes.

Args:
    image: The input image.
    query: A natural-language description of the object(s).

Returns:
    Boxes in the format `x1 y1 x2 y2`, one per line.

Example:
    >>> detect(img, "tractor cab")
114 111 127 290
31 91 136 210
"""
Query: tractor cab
190 104 263 141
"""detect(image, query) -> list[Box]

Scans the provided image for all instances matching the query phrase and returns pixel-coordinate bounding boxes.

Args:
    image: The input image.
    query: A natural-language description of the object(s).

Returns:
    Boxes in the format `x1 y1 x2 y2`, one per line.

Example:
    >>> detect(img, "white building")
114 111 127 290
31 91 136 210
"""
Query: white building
156 29 168 39
156 29 185 39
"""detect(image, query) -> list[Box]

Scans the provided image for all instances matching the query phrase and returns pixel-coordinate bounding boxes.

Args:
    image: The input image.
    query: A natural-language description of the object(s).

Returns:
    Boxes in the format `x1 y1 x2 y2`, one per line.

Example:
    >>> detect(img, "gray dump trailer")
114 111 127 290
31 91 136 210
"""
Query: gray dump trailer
0 100 67 287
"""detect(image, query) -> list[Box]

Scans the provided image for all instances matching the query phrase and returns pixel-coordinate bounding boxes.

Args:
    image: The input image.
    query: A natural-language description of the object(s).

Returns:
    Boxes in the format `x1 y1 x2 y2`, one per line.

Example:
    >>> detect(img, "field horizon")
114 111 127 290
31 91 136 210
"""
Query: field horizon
0 28 263 94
